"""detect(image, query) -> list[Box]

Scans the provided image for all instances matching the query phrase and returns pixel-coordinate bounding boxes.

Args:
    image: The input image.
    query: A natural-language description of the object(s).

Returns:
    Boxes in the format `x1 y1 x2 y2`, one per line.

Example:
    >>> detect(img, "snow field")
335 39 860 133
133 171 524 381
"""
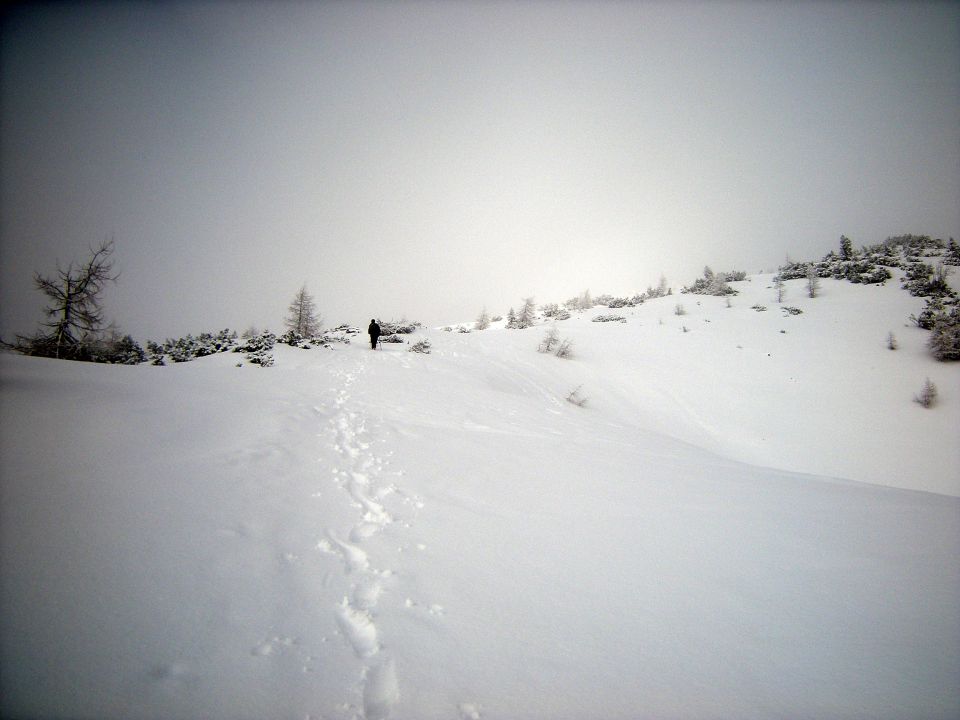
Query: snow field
1 271 958 719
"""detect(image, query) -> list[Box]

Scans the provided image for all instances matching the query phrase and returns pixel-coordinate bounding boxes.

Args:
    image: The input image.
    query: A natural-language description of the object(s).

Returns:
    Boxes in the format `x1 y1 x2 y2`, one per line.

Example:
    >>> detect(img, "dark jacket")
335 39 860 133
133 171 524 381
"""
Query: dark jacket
368 321 381 339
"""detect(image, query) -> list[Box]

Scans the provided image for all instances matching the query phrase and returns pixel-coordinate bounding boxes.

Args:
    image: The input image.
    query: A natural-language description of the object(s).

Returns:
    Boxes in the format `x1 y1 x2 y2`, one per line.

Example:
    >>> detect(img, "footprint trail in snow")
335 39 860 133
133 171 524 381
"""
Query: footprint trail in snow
321 359 404 719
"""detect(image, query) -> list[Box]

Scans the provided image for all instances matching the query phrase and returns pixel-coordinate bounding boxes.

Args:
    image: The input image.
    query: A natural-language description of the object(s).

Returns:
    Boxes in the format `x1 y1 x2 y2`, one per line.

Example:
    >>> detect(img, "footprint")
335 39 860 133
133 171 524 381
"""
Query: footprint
347 474 393 525
335 598 379 659
352 577 383 610
350 522 383 542
317 531 369 573
363 658 399 720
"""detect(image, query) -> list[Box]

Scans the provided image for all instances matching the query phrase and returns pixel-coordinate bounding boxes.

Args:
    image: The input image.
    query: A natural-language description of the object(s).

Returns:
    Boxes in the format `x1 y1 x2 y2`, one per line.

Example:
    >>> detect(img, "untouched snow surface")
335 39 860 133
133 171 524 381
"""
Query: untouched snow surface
1 276 958 719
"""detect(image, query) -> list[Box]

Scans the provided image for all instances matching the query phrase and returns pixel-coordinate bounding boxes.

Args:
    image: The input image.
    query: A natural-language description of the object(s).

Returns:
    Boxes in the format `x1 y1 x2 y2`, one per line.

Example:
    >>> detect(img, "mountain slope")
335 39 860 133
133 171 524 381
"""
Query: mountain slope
1 273 958 720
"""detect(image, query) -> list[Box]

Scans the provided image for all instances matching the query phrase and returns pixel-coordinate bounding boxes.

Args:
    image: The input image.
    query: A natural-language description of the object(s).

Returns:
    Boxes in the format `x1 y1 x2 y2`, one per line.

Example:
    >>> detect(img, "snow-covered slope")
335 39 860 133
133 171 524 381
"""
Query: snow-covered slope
493 274 960 496
1 274 958 720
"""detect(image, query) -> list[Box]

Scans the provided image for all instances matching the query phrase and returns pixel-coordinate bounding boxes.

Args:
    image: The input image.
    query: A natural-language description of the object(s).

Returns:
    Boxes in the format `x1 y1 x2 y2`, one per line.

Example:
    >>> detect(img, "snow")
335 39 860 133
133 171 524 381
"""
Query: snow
1 274 958 719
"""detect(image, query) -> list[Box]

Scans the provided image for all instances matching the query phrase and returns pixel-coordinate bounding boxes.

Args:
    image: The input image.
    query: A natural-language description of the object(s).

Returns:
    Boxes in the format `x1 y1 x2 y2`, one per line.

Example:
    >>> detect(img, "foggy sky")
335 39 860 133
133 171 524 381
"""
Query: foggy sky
2 1 958 341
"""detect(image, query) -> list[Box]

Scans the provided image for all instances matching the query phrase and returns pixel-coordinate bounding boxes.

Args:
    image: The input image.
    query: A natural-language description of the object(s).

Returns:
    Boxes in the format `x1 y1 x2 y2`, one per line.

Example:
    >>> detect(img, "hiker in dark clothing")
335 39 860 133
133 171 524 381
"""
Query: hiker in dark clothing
368 319 381 349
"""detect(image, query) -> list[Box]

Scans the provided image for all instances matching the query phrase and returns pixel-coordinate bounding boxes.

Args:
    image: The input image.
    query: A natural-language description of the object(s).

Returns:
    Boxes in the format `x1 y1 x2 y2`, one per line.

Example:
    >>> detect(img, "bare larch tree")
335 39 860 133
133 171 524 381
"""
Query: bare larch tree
285 285 321 337
17 240 119 360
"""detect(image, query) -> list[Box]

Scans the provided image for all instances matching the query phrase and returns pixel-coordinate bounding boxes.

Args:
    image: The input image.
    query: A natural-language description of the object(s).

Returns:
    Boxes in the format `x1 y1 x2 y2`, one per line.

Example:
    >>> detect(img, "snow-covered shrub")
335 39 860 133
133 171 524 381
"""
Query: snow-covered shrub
328 324 360 335
515 298 537 328
457 326 471 333
491 314 503 323
592 314 626 323
146 341 166 365
781 255 891 286
233 331 275 367
475 308 491 330
555 339 574 359
246 351 274 367
409 339 431 354
781 306 803 316
644 276 670 299
566 385 587 406
914 378 938 408
379 334 405 343
911 297 951 330
944 238 960 266
858 266 892 284
310 332 349 348
113 335 147 365
170 337 199 363
887 332 898 351
751 304 767 312
278 330 312 349
234 331 275 355
681 267 738 296
541 303 561 318
806 267 821 298
858 242 901 269
538 326 560 353
564 291 594 311
380 321 418 335
889 234 945 256
90 334 147 365
777 261 813 281
828 258 890 285
902 263 935 297
928 305 960 361
152 329 238 364
903 263 954 299
674 304 686 316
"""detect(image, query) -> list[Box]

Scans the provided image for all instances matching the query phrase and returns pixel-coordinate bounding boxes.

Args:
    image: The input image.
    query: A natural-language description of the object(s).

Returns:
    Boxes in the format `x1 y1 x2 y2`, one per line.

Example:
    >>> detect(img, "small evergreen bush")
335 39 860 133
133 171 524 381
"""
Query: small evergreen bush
928 305 960 361
279 330 312 348
538 327 560 353
90 334 147 365
914 378 938 408
234 331 276 367
681 266 738 296
150 329 238 364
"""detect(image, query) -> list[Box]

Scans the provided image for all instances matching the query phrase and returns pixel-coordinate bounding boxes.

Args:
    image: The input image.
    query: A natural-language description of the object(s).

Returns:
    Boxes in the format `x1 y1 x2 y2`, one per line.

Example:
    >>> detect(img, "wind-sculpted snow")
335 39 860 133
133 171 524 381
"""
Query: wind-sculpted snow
0 274 958 719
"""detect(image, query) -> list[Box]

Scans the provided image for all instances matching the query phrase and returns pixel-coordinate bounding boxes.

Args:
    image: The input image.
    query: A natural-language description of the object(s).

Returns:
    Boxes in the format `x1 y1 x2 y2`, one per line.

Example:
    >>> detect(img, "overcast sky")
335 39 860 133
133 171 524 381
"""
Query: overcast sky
1 1 958 340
